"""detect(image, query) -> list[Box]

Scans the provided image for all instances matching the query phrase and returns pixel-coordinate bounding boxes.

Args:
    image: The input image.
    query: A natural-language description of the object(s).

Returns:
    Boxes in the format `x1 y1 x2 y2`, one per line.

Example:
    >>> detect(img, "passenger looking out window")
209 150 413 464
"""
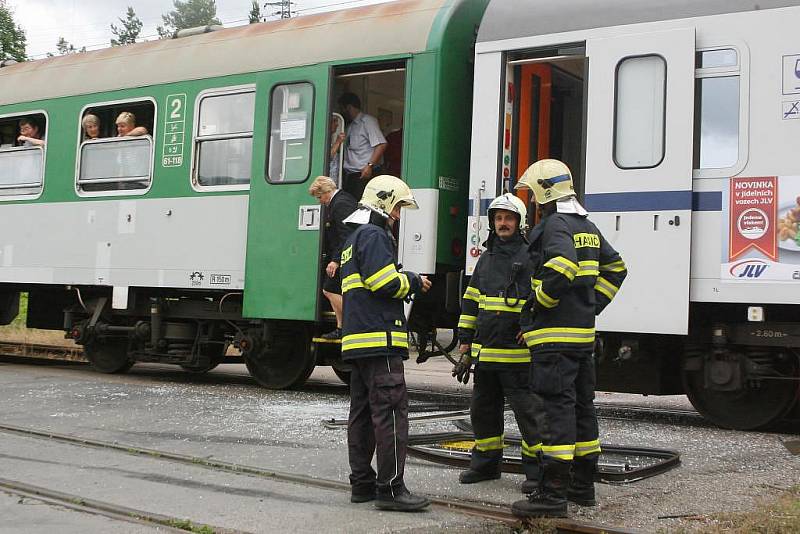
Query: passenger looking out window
17 117 45 147
115 112 149 137
82 114 101 140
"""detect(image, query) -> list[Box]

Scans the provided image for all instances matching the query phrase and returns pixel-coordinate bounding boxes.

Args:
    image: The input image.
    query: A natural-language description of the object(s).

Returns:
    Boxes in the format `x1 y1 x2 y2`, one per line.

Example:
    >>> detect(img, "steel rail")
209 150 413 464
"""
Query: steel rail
0 476 239 534
0 423 628 533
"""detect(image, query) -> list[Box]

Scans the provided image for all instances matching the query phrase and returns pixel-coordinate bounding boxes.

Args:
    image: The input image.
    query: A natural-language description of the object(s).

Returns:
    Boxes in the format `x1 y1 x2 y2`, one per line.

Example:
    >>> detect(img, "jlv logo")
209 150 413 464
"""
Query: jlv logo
729 260 769 279
738 264 767 278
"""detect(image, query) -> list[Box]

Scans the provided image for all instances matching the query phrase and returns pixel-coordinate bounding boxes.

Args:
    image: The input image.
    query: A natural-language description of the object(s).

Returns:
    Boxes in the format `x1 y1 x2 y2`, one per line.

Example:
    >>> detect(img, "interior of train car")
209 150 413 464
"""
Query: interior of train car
504 47 586 227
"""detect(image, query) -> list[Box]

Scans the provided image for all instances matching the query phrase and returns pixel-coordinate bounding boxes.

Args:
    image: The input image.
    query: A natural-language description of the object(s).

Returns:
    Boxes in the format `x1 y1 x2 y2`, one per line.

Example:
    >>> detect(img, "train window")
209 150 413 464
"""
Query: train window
78 137 152 193
267 82 314 184
0 112 47 199
76 99 155 195
613 55 666 169
694 49 741 170
193 88 255 189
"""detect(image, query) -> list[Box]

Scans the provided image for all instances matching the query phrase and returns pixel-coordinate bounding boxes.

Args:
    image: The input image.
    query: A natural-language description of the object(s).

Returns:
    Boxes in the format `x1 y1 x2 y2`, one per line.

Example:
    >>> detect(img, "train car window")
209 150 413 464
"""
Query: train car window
76 99 155 195
613 55 666 169
194 88 255 188
267 82 314 184
0 112 47 199
693 49 740 170
78 137 152 193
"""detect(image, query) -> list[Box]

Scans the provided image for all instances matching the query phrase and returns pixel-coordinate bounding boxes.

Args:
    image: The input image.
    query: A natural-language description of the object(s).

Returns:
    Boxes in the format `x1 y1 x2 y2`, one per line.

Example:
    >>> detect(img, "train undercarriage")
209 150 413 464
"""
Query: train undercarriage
1 285 798 431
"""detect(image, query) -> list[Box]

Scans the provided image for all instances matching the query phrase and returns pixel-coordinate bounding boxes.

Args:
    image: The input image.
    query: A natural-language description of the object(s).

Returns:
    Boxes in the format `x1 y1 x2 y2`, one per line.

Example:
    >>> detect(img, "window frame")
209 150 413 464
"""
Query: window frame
0 109 48 202
612 53 668 170
692 43 750 180
74 96 157 198
265 80 316 185
190 84 256 193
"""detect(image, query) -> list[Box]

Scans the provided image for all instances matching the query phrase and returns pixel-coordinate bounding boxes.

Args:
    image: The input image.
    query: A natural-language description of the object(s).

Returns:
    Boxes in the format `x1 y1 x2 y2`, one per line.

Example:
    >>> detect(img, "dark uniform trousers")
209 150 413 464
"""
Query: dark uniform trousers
530 350 600 462
347 354 409 496
470 367 543 479
343 167 382 202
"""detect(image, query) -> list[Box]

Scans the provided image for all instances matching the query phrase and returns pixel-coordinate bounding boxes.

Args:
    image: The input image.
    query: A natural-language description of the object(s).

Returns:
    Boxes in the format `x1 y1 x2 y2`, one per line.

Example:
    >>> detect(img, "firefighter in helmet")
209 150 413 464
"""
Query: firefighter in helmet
511 159 627 518
453 193 544 492
339 175 432 512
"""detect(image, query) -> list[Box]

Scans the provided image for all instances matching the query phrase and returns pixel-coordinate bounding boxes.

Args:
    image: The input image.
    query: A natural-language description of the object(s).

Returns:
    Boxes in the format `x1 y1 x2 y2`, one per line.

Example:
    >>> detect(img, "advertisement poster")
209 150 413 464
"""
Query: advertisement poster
722 176 800 281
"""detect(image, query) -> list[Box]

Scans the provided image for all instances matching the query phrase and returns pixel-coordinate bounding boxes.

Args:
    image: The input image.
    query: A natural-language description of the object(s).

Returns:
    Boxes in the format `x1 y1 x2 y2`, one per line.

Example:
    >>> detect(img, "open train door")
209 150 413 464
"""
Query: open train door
583 28 695 335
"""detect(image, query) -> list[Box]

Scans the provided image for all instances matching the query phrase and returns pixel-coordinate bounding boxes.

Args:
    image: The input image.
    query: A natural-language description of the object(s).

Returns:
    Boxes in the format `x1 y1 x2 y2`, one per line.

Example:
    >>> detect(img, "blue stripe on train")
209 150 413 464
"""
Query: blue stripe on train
468 191 722 215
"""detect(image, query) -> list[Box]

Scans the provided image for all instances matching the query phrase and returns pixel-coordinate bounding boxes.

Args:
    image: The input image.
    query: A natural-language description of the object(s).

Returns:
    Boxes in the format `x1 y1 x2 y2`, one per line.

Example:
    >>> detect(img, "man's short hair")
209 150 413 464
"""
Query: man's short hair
19 117 39 130
309 176 337 197
337 92 361 110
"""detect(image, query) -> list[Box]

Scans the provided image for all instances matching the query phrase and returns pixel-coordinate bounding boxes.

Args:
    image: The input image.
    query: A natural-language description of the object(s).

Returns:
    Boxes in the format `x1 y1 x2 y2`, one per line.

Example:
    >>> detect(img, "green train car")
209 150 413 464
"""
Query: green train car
0 0 487 387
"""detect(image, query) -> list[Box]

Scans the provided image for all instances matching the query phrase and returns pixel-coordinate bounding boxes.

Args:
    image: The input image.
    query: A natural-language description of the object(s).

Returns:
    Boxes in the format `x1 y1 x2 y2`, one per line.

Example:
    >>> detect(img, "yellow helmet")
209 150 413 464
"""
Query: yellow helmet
359 175 419 217
515 159 576 204
488 193 529 232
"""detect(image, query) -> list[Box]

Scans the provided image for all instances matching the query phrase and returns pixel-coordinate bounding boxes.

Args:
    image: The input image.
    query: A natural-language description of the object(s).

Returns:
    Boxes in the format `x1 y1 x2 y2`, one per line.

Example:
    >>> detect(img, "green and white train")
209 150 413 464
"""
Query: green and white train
0 0 485 388
1 0 799 430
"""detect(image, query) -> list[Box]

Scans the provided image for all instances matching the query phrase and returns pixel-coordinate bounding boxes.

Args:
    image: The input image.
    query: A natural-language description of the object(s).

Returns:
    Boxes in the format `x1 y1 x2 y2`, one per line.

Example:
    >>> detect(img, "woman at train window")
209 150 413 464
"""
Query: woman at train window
17 117 45 147
115 112 148 137
81 114 101 140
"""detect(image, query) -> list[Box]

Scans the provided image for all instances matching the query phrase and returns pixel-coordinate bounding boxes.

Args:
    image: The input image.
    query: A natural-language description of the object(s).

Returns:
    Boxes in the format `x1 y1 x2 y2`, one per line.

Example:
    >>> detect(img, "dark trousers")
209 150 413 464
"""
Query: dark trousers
343 167 382 202
470 366 543 479
529 351 599 462
347 355 409 496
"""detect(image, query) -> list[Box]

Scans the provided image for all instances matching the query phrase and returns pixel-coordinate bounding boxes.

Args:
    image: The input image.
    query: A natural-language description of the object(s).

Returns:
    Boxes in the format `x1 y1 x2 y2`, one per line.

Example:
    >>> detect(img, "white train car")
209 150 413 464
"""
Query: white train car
468 0 800 429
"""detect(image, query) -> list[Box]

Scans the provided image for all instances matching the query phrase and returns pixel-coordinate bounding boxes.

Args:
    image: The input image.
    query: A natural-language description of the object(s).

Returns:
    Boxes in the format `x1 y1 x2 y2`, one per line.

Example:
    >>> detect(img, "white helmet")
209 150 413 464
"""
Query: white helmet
488 193 528 233
359 175 418 217
515 159 576 204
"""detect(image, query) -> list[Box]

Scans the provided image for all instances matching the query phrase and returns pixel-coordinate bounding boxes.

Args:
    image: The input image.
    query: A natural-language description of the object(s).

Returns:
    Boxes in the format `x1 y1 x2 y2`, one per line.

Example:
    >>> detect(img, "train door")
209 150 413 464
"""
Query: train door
583 29 695 335
243 65 329 321
314 62 407 329
508 57 585 229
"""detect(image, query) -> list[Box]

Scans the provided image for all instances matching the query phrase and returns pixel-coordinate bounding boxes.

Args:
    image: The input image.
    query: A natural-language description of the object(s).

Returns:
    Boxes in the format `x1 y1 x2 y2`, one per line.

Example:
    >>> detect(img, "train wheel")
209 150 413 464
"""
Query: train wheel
683 350 799 430
245 327 315 389
84 339 134 374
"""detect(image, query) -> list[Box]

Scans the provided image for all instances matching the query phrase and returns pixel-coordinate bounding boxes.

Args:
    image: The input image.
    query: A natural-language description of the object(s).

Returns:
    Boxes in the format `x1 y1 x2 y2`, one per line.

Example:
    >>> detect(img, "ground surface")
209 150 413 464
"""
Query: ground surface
0 352 797 533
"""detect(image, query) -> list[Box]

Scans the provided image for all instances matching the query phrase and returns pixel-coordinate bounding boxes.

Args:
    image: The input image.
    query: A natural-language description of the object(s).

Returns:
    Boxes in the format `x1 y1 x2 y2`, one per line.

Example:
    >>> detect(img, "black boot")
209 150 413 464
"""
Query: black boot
350 483 376 503
321 327 342 340
459 469 501 484
375 486 430 512
520 454 542 494
511 459 570 518
567 454 598 506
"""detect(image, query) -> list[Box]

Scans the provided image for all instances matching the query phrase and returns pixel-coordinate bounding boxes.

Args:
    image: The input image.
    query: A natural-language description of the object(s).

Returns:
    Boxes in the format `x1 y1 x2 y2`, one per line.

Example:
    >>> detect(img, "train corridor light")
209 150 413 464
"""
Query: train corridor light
747 306 764 322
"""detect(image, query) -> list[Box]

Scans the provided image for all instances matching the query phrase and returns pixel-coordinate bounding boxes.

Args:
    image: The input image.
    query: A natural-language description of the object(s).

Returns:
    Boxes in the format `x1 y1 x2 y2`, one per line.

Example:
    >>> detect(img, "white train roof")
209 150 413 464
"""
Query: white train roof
477 0 800 44
0 0 450 106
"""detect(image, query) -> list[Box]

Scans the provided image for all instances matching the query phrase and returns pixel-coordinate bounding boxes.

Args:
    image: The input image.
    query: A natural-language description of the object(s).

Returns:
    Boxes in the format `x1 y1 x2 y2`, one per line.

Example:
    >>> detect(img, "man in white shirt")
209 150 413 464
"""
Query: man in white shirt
338 93 387 200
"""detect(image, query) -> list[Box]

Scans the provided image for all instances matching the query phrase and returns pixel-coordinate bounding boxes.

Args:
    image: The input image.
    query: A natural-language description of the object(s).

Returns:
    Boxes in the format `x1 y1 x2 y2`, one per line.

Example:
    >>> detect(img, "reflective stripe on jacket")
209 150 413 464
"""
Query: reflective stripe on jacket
525 211 627 353
340 222 421 361
457 232 537 369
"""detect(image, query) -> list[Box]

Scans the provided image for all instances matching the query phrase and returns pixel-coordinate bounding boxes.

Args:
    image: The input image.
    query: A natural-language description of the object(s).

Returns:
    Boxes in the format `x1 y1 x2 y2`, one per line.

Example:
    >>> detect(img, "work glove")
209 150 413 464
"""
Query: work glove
452 353 474 384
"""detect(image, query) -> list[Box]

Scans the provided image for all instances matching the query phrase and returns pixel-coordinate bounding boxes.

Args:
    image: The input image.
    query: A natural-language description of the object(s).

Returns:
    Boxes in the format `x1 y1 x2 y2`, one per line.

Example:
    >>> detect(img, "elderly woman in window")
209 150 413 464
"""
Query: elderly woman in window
17 117 45 147
82 114 101 140
115 112 149 137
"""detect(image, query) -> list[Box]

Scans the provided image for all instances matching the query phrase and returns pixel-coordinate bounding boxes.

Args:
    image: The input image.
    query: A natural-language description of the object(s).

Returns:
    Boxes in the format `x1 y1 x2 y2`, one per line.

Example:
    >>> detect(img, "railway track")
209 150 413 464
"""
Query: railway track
0 422 632 534
0 340 85 362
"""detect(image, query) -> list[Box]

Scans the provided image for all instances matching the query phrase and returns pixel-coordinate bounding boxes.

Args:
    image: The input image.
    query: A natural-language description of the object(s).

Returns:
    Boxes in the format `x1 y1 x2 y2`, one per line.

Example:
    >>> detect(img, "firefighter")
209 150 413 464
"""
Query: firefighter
453 193 544 492
510 159 627 518
339 174 432 512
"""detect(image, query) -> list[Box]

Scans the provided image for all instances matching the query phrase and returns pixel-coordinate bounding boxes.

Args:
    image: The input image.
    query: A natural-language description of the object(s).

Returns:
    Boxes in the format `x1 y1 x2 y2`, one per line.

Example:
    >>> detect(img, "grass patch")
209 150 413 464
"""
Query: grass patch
165 519 215 534
681 485 800 533
0 292 72 346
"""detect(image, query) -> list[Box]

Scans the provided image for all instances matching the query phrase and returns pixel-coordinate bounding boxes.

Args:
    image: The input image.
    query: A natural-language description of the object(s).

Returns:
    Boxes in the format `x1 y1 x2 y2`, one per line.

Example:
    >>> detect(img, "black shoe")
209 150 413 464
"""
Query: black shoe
511 489 567 518
567 487 596 507
321 328 342 340
375 488 430 512
521 478 540 494
351 491 376 503
459 469 501 484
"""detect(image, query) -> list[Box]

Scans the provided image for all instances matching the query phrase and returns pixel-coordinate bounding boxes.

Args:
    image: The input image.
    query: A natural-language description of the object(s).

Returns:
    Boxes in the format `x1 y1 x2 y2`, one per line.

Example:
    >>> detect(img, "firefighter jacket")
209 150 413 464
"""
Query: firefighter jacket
457 232 537 369
524 211 627 353
340 221 423 361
